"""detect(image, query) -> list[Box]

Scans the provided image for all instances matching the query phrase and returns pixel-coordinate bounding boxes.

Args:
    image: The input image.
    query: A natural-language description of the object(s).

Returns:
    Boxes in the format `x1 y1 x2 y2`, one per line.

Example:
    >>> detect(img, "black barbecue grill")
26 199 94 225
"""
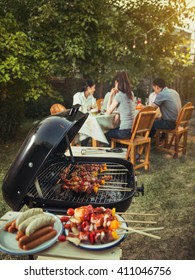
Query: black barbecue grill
2 107 143 214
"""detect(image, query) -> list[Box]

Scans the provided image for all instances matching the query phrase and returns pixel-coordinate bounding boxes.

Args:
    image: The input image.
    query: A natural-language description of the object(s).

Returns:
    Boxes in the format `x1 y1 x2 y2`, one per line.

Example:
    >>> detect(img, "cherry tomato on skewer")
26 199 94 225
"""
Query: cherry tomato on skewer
67 208 75 216
58 235 66 242
60 216 70 223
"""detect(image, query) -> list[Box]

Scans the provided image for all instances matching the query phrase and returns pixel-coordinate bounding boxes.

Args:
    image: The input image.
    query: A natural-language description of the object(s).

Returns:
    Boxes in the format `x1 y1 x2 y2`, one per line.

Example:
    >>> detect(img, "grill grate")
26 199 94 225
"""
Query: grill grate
27 161 133 204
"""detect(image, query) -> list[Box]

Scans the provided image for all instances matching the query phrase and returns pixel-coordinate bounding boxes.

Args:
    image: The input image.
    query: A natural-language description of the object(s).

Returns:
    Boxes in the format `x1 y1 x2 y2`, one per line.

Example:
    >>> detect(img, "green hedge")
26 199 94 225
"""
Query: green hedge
24 96 65 119
0 97 24 141
0 95 67 141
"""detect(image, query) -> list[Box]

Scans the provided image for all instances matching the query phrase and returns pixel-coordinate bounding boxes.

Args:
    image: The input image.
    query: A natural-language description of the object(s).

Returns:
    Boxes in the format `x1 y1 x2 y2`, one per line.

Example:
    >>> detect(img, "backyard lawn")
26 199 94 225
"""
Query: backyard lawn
0 115 195 260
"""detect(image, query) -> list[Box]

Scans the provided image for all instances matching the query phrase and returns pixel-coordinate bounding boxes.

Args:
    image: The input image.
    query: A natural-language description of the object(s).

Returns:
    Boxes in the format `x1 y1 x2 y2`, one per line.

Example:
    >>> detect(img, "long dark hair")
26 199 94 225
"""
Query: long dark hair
114 71 133 100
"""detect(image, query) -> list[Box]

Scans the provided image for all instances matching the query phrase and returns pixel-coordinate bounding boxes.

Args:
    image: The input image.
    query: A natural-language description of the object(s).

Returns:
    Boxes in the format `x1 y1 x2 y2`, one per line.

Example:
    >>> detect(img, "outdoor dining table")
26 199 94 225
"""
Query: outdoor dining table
79 112 120 147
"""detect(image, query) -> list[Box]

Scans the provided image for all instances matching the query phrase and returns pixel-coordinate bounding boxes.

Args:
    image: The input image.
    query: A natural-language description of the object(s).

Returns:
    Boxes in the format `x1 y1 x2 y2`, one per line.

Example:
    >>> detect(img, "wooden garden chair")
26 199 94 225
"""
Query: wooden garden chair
155 102 194 158
111 106 156 170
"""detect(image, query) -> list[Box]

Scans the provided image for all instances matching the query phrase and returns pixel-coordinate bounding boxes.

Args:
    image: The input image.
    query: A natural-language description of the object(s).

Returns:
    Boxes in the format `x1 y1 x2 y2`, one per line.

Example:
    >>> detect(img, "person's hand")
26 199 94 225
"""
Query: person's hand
113 113 120 125
111 87 118 96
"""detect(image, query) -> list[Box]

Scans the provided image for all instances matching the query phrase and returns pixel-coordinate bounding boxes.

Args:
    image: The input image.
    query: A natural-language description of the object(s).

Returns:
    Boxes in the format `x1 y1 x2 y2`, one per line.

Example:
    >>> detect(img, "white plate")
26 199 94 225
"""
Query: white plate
65 214 127 250
0 212 63 255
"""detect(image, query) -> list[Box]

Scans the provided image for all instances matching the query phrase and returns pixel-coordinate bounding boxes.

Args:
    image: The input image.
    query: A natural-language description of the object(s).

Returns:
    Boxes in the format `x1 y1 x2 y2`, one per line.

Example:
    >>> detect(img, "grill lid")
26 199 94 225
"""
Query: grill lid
2 107 88 210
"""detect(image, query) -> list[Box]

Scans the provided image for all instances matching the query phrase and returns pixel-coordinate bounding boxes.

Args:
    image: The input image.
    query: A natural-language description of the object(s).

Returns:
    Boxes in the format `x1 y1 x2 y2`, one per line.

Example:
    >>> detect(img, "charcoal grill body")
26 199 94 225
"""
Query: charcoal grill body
24 156 136 213
2 107 136 213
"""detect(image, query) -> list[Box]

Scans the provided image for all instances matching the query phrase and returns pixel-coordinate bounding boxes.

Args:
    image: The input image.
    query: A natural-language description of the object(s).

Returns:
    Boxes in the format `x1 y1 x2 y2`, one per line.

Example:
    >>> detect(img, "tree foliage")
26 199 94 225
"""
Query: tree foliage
1 0 194 87
0 0 195 139
0 14 51 101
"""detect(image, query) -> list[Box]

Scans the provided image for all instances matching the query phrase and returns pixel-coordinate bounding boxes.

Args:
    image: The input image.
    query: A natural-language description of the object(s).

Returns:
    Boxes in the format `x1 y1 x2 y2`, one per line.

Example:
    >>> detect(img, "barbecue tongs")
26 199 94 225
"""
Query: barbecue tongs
81 148 123 155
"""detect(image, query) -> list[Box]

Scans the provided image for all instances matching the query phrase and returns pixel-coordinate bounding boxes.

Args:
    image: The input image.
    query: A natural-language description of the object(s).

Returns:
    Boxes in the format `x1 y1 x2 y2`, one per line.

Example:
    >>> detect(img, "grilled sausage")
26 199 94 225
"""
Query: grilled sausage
16 231 25 241
16 208 43 228
18 214 47 233
11 220 16 228
22 230 57 250
7 225 17 233
3 220 16 231
25 215 56 236
19 226 54 246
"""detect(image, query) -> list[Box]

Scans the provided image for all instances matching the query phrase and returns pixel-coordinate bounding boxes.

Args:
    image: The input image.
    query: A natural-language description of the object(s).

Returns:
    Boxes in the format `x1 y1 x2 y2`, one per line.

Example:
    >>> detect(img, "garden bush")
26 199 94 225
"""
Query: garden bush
0 97 24 141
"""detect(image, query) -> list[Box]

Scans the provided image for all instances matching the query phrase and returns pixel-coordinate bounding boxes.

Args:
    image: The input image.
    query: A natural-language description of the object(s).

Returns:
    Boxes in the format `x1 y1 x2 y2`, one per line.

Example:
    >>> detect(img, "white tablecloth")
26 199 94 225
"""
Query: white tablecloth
79 112 119 144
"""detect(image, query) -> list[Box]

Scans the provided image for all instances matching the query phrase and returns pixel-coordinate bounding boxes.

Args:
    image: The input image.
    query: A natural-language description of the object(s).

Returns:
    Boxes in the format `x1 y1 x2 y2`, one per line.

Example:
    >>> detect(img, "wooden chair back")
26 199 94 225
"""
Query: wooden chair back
175 102 194 130
131 106 157 141
155 101 194 158
110 106 157 170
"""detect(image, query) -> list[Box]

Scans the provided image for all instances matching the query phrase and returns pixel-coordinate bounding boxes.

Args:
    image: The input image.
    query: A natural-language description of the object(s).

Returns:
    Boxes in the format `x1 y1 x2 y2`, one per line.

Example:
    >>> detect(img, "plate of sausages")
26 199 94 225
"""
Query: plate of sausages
0 209 63 255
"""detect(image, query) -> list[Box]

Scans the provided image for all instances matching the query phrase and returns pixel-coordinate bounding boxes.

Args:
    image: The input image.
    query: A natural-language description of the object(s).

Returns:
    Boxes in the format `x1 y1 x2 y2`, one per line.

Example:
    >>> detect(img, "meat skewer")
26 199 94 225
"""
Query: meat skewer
60 215 157 224
58 161 130 194
122 220 157 224
98 169 126 172
66 229 119 245
116 212 158 216
99 185 132 189
118 227 164 234
99 172 126 175
104 164 125 168
120 226 161 239
59 205 162 246
60 163 118 194
104 182 128 185
98 188 133 192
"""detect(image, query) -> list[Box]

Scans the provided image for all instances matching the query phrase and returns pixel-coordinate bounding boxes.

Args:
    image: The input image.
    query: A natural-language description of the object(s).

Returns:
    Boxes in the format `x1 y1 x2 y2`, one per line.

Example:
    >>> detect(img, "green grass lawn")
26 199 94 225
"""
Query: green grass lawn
0 119 195 260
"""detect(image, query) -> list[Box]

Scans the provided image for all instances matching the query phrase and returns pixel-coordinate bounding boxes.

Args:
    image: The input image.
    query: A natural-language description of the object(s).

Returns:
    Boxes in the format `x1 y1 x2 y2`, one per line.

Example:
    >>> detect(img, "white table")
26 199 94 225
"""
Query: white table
79 112 120 147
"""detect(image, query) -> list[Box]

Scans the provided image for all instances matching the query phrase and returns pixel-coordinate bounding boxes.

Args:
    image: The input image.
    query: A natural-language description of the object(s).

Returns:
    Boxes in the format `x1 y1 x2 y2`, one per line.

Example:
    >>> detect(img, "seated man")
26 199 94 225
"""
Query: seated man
150 78 182 138
149 91 161 118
